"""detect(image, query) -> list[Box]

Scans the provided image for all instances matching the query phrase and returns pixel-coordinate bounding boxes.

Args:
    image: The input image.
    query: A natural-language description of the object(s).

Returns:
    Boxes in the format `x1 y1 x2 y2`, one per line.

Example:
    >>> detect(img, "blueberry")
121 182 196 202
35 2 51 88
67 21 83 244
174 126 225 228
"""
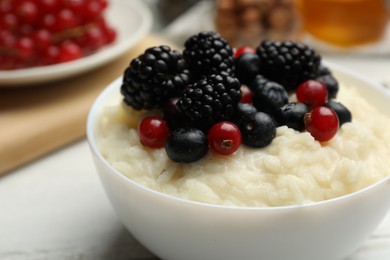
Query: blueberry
317 64 332 77
251 77 288 117
233 102 257 125
162 97 188 130
238 112 276 148
325 101 352 126
275 102 309 131
316 74 339 100
235 53 260 85
165 128 208 163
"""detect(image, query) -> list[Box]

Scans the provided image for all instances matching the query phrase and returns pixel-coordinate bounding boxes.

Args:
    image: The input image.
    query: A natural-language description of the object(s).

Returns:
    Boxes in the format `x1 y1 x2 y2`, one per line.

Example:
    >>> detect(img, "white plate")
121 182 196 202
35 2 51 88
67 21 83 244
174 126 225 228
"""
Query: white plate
0 0 152 87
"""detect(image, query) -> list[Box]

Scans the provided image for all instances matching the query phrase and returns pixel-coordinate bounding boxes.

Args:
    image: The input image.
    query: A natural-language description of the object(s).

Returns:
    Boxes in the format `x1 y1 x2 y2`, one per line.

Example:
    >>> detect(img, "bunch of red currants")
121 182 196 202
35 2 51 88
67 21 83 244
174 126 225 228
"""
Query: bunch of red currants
0 0 116 70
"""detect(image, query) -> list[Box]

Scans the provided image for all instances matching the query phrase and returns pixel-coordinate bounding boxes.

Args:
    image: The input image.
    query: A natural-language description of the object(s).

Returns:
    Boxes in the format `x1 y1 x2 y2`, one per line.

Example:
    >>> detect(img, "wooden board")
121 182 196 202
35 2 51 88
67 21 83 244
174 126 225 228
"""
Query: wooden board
0 35 172 175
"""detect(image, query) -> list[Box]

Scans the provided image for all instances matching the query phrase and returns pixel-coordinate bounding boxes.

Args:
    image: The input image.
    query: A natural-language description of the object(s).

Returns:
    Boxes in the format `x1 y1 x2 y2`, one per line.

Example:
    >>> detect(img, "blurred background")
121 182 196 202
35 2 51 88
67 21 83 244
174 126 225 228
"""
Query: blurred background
145 0 390 49
1 1 390 260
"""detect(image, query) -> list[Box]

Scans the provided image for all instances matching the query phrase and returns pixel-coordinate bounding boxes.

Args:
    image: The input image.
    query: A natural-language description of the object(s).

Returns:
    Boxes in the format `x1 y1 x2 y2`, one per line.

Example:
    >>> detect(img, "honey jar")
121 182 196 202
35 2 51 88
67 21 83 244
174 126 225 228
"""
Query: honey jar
296 0 390 47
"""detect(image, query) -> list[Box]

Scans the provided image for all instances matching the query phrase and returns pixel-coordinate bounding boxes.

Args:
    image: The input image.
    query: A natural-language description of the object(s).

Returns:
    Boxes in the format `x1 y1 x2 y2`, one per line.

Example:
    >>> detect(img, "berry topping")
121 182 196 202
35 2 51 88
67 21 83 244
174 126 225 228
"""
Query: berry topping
256 40 321 91
183 31 234 79
234 46 255 58
235 52 260 85
208 122 242 155
275 102 310 131
138 116 170 148
251 76 288 117
296 80 328 108
316 74 339 100
165 128 208 163
121 45 191 110
177 74 241 131
238 112 276 148
240 84 253 103
116 32 354 163
325 101 352 126
304 106 339 142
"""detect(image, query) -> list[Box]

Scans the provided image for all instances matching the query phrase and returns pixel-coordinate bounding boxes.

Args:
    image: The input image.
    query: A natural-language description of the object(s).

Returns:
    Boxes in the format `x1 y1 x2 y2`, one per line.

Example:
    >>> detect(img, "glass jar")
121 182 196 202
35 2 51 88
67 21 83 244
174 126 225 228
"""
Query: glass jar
296 0 390 47
214 0 301 48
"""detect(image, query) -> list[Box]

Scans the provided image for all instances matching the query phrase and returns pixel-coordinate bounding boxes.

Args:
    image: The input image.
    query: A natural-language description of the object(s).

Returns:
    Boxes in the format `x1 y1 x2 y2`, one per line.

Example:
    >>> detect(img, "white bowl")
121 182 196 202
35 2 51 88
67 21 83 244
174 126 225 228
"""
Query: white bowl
87 62 390 260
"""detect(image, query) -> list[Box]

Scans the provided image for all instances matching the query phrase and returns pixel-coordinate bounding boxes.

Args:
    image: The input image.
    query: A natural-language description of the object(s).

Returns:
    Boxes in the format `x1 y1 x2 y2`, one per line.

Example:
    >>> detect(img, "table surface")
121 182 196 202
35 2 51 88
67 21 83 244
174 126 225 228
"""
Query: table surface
2 2 390 260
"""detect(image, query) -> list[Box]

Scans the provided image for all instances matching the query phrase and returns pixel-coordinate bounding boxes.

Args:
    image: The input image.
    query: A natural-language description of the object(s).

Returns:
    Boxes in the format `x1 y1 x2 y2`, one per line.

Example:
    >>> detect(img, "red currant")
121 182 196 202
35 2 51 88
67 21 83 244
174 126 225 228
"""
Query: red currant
1 14 19 31
15 37 34 59
234 46 255 59
103 26 116 44
296 80 328 108
58 41 82 62
0 30 16 47
0 0 116 70
208 121 242 155
33 29 52 50
84 26 105 52
138 116 170 148
43 45 60 65
240 84 253 103
304 106 339 142
17 1 39 24
56 9 77 30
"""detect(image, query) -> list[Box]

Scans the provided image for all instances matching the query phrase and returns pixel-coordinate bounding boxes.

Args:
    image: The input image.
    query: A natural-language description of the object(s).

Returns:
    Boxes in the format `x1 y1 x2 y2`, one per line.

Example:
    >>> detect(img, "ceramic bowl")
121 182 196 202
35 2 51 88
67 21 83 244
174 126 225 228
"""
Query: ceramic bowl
87 62 390 260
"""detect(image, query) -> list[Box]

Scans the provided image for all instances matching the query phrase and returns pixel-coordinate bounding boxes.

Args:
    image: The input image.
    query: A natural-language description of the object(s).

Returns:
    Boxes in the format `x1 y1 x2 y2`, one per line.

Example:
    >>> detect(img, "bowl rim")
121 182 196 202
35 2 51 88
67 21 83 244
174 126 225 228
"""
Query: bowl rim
86 61 390 212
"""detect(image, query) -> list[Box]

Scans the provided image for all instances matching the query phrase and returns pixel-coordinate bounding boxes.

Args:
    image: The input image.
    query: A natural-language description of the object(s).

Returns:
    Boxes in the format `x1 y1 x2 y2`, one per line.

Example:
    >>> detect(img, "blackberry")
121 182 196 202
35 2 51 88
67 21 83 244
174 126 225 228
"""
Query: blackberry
165 128 208 163
325 101 352 126
316 74 339 100
183 31 235 79
177 74 241 131
275 102 309 131
235 52 260 85
251 76 288 118
256 40 321 91
121 45 191 110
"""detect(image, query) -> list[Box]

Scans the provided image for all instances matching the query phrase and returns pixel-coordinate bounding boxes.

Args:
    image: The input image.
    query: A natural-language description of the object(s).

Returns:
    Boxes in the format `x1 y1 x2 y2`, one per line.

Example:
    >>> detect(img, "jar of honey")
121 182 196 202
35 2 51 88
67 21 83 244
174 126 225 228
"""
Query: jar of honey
296 0 390 47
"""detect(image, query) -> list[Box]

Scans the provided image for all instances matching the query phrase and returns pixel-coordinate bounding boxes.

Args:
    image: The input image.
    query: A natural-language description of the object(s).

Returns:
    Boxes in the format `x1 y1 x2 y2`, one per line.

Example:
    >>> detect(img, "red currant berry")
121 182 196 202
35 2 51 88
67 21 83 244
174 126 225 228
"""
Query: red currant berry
33 29 52 50
43 45 60 65
1 14 19 31
84 26 105 52
296 80 328 108
103 26 116 44
57 9 77 30
138 116 170 148
0 30 16 47
15 37 34 59
39 0 60 13
0 0 13 14
208 121 242 155
304 106 339 142
17 1 39 24
234 46 255 59
240 84 253 103
58 41 82 63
